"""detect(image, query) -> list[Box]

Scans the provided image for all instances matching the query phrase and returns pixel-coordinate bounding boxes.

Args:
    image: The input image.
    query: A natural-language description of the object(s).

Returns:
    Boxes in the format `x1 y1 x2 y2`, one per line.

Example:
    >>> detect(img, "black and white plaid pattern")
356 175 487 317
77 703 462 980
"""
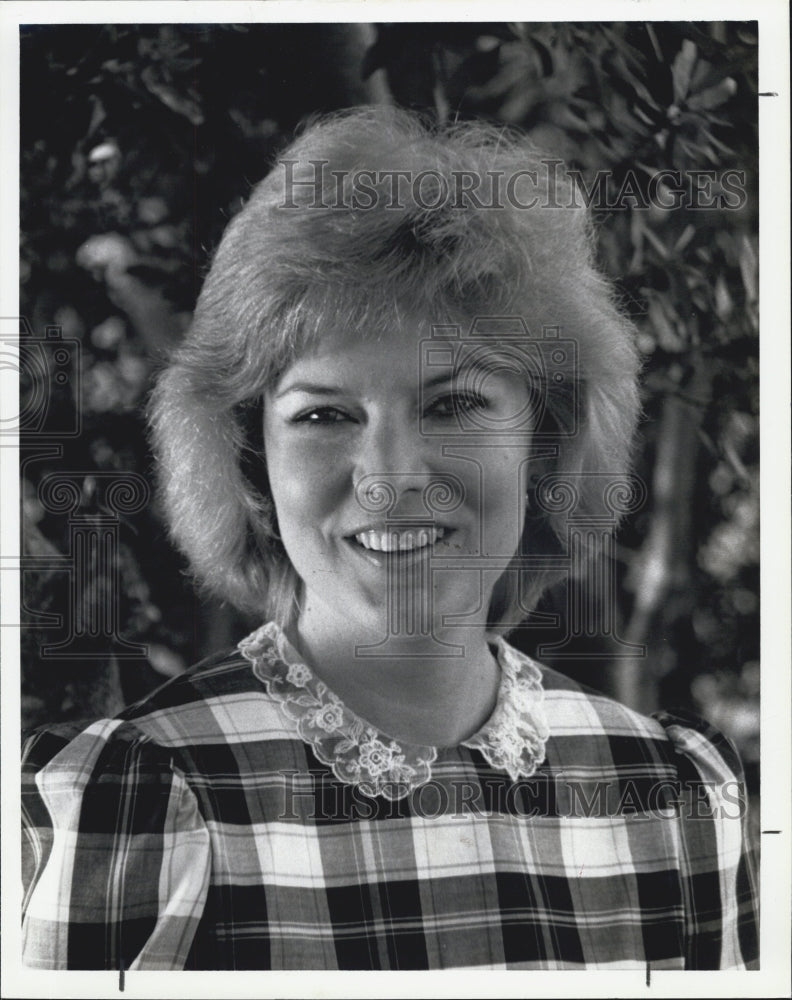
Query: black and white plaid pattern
22 625 758 970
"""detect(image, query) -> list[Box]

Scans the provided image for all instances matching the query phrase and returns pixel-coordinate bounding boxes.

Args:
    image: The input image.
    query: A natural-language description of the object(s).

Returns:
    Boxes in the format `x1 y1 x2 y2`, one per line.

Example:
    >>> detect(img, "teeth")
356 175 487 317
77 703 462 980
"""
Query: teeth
353 527 446 552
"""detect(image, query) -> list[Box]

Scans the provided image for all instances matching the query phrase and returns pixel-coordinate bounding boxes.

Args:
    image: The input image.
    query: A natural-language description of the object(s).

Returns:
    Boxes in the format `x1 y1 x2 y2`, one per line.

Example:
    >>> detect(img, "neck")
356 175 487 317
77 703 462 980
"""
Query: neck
290 597 502 747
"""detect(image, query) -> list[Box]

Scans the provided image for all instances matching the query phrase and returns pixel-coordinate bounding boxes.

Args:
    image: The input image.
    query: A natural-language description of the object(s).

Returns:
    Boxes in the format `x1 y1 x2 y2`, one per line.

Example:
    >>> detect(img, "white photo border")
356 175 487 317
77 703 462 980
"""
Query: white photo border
2 2 789 997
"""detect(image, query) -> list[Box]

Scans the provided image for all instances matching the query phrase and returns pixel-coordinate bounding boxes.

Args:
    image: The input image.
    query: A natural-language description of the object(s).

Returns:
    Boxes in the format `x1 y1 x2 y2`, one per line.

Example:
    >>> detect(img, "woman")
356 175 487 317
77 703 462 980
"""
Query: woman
22 107 758 971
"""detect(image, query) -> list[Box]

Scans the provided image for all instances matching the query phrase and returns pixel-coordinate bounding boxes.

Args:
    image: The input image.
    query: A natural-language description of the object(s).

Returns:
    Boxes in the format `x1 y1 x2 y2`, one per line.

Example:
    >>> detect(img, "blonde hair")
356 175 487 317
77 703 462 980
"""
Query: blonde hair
148 106 641 632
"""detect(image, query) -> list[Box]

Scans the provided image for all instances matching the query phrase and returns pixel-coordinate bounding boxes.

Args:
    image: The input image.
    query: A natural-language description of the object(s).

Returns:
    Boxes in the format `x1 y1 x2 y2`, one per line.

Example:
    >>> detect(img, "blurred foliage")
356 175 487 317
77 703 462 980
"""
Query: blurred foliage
20 23 758 796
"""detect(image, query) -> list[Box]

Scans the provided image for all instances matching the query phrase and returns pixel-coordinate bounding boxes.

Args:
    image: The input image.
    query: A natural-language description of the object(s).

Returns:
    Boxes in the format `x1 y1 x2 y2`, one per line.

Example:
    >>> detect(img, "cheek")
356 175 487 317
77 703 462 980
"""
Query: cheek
477 447 530 537
265 438 349 528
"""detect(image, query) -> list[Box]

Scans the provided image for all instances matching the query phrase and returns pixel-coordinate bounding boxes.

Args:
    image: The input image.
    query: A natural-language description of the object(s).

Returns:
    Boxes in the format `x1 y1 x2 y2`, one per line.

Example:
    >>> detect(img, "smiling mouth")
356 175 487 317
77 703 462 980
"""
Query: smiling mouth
348 526 450 554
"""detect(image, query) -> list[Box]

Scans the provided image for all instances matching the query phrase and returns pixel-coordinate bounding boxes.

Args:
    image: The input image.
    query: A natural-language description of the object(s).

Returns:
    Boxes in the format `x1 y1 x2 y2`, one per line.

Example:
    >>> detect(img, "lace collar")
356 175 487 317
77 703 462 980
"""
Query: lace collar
238 621 549 802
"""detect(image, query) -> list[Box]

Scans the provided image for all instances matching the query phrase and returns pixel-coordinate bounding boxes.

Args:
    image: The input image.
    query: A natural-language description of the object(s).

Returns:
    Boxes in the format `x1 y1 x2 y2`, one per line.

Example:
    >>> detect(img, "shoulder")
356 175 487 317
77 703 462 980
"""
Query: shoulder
22 638 283 776
531 658 670 743
514 651 745 783
119 644 270 742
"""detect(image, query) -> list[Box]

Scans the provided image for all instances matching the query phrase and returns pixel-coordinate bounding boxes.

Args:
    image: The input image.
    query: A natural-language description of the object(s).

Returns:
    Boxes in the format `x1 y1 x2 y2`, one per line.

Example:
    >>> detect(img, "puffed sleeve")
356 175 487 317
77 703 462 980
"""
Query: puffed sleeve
22 717 211 970
653 709 759 970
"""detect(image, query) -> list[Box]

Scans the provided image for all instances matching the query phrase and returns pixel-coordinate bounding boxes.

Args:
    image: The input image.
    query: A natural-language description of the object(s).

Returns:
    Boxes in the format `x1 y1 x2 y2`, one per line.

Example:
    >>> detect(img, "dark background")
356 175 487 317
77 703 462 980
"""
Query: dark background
19 22 759 811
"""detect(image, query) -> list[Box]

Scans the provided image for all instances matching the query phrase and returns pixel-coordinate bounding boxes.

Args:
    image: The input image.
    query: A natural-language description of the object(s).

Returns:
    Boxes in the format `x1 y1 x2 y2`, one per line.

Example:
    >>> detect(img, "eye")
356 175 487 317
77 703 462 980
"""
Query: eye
426 391 489 418
292 405 354 425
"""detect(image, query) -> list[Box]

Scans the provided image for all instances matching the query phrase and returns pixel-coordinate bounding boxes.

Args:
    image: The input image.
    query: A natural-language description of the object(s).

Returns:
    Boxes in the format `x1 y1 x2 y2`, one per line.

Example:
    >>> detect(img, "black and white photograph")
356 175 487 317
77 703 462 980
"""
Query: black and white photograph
1 2 789 996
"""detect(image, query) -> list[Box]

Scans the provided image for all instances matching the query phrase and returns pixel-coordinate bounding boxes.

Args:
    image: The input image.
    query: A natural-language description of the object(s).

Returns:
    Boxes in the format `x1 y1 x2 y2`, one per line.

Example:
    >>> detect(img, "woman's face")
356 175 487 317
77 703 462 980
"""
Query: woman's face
262 318 536 637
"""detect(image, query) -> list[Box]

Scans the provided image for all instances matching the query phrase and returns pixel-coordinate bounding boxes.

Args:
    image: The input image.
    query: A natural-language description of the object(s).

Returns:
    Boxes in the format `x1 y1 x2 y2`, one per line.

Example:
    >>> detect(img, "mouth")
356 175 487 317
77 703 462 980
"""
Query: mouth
344 525 455 565
352 526 448 552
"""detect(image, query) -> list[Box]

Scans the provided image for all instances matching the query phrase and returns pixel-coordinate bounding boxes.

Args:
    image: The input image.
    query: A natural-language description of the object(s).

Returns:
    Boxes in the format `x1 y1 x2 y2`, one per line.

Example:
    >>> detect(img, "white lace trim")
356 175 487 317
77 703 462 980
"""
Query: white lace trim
238 621 549 802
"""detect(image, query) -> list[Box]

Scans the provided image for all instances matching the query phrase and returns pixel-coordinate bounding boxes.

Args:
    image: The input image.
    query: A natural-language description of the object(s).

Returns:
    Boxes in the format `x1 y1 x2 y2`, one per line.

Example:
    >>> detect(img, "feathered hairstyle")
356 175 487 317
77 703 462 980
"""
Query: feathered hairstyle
148 106 641 632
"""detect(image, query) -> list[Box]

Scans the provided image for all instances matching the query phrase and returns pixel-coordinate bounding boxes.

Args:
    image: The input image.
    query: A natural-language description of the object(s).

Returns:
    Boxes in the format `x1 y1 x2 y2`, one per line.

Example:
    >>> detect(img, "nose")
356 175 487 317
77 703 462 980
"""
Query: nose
360 408 433 472
353 411 439 518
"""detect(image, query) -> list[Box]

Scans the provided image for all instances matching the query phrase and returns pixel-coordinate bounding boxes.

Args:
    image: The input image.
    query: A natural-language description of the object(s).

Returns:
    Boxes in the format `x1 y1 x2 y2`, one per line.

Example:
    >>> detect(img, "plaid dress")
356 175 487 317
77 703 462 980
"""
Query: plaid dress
21 622 758 971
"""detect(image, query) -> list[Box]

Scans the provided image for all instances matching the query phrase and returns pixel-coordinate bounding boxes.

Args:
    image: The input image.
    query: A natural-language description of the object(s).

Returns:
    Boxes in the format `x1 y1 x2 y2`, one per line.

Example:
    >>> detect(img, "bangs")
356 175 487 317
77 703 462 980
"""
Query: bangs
231 260 524 400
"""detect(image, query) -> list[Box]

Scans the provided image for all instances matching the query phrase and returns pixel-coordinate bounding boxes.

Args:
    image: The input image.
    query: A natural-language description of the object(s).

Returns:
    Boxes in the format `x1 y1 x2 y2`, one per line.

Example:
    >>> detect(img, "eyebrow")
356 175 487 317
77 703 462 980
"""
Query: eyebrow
274 358 521 399
274 382 344 399
276 372 464 399
425 356 527 387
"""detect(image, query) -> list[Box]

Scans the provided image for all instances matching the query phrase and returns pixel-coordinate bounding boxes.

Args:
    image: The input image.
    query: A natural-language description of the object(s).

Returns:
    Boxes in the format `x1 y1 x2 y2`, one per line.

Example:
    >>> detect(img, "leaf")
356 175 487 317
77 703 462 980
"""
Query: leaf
647 295 685 352
671 40 697 102
738 235 758 303
528 35 553 76
713 274 734 321
674 224 696 254
141 65 204 125
641 224 670 261
603 53 663 119
86 95 106 137
597 23 647 74
687 77 737 111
